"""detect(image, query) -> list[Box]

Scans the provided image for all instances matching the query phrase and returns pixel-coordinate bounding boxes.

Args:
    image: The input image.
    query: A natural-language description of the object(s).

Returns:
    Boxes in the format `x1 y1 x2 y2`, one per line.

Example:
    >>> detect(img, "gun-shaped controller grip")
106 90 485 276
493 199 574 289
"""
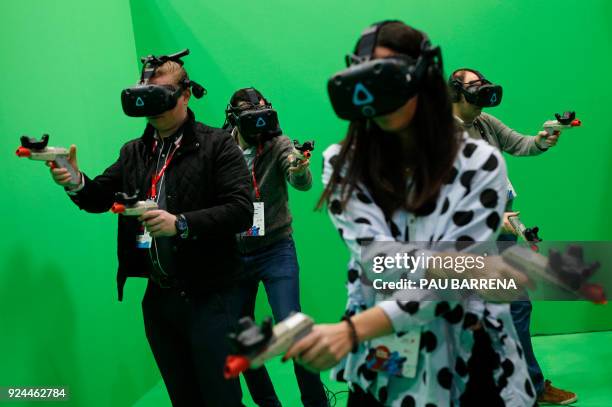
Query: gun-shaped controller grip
508 215 541 251
224 313 314 379
16 134 80 185
111 192 158 216
542 111 582 136
291 139 315 167
502 245 605 304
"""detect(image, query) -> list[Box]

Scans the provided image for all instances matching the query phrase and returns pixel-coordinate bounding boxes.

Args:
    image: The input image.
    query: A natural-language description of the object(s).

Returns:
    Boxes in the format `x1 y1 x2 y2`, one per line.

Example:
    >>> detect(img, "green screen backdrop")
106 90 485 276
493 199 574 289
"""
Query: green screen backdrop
1 0 611 406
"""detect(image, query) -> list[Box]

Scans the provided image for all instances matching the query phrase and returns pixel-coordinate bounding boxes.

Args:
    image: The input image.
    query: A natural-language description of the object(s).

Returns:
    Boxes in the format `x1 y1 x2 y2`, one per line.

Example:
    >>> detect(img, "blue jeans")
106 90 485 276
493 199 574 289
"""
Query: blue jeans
499 231 545 396
239 237 327 407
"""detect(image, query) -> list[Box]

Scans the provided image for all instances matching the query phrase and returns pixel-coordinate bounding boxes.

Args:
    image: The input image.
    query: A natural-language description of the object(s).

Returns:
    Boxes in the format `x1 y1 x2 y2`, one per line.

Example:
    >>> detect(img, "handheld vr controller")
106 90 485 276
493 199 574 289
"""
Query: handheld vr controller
542 111 582 136
327 20 442 121
502 244 605 304
291 139 315 167
121 49 207 117
111 192 157 216
16 134 80 184
224 313 314 379
508 215 542 251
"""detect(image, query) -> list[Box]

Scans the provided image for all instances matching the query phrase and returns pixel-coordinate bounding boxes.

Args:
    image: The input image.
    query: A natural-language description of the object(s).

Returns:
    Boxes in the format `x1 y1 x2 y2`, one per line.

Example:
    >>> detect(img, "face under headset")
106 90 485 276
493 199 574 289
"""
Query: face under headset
121 49 207 117
327 20 443 121
225 88 280 145
448 68 503 108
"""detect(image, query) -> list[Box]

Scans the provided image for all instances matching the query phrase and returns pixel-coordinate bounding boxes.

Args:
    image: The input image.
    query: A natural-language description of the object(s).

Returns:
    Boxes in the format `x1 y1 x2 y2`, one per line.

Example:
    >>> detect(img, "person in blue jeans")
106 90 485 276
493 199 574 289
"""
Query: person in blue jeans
224 87 328 407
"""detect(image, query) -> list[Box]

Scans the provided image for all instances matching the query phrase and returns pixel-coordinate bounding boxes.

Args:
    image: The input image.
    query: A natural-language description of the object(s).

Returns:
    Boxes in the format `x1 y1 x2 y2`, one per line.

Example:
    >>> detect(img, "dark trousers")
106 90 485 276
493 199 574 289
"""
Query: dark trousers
239 237 328 407
499 231 545 396
142 281 245 407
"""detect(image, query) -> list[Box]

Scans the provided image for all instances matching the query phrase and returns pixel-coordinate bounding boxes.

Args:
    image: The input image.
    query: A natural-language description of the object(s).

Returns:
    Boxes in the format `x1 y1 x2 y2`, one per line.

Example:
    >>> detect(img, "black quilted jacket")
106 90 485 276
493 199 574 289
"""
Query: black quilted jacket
69 110 253 300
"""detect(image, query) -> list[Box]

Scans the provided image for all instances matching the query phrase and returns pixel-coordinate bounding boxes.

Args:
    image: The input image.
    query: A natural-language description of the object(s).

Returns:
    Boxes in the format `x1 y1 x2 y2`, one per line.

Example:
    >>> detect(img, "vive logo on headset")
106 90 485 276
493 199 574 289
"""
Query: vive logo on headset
255 117 267 128
490 93 498 104
135 97 145 107
352 83 374 106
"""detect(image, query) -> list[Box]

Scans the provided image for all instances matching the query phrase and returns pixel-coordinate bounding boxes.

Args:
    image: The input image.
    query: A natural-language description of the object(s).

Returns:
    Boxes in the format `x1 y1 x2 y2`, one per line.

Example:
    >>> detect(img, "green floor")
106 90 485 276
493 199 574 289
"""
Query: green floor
134 331 612 406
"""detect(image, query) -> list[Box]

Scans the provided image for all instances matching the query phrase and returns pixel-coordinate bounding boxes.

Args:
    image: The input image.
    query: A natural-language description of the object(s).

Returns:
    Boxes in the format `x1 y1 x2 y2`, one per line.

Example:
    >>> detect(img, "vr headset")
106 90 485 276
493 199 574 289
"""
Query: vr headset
225 88 281 144
327 20 443 121
449 68 502 108
121 49 207 117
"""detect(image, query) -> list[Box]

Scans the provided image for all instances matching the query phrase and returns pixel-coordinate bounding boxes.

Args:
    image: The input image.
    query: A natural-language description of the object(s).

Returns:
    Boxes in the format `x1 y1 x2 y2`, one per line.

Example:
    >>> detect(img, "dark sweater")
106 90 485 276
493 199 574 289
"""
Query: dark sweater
236 135 312 254
68 110 253 300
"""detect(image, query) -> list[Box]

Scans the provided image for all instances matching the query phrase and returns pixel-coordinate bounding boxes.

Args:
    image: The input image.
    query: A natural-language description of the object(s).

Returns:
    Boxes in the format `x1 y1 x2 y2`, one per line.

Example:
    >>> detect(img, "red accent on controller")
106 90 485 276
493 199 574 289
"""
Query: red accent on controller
580 284 606 305
571 119 582 127
304 151 312 159
111 203 126 214
16 147 31 157
224 355 250 379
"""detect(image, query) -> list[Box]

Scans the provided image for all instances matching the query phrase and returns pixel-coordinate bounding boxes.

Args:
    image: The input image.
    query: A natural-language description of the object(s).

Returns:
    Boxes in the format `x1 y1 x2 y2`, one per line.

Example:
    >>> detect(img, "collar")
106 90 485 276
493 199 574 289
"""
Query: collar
454 114 476 128
142 108 196 149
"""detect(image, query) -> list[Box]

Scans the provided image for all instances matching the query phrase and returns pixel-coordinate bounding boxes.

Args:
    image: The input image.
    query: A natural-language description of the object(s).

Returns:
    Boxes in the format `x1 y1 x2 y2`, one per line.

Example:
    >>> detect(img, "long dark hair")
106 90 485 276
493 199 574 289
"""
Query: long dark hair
317 22 459 218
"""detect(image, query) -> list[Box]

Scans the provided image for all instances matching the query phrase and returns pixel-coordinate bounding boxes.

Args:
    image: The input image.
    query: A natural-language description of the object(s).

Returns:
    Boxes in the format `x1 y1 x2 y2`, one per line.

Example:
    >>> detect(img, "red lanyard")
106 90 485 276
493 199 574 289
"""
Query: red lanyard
251 143 263 201
148 137 182 200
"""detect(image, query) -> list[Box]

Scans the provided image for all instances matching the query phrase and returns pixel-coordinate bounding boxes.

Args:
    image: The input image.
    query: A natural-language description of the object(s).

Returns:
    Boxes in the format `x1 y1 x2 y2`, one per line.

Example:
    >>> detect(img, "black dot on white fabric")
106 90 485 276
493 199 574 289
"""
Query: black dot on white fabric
486 212 501 231
501 359 515 378
455 357 468 377
358 363 378 381
397 301 419 314
423 370 427 384
400 395 416 407
463 312 479 330
348 268 359 284
460 170 476 196
335 368 346 382
479 188 499 209
356 237 374 246
455 236 475 251
404 226 410 241
441 197 450 215
338 228 344 238
425 404 437 407
445 166 459 184
378 386 388 403
525 379 535 398
329 154 339 167
498 376 508 391
453 211 474 227
463 142 478 158
437 367 453 390
482 153 499 171
416 200 437 217
390 221 401 239
329 199 342 215
435 301 451 316
355 217 372 225
443 304 464 324
356 191 373 204
420 331 437 352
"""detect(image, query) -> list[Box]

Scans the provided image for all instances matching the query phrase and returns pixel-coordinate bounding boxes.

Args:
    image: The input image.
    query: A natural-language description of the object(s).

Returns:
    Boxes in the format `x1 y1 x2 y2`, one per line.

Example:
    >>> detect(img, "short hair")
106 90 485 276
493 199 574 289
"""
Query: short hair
152 60 189 88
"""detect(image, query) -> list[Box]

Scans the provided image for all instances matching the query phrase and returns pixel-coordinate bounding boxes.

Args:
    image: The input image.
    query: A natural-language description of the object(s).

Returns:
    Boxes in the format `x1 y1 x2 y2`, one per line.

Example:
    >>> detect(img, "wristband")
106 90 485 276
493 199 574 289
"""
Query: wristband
341 315 359 353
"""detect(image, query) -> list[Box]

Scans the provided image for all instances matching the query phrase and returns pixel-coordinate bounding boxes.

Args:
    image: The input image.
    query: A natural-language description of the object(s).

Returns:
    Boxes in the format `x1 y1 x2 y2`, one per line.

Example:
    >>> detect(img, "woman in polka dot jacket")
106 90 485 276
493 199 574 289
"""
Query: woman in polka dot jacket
284 21 536 407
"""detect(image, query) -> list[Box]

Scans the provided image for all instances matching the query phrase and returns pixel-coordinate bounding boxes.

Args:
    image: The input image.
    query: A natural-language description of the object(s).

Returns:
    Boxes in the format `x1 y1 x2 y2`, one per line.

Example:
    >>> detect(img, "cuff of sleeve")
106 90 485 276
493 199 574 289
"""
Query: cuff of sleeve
65 173 85 196
377 302 405 333
533 137 549 152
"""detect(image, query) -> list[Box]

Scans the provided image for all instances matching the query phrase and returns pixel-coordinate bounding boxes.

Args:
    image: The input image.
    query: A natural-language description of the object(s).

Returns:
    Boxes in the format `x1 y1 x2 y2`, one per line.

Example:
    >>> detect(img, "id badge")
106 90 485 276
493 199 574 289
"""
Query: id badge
242 202 265 237
365 329 421 378
136 227 152 249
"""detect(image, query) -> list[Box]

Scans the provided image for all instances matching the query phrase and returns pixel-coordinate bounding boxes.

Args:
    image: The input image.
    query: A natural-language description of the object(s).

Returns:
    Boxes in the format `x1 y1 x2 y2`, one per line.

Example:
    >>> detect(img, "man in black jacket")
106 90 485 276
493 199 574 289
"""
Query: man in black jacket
49 60 253 406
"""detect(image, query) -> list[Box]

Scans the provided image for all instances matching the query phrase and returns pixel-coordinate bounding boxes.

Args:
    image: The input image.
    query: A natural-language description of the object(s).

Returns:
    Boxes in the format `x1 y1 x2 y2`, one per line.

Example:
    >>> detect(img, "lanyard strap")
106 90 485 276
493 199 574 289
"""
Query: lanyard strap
251 143 263 201
148 135 182 200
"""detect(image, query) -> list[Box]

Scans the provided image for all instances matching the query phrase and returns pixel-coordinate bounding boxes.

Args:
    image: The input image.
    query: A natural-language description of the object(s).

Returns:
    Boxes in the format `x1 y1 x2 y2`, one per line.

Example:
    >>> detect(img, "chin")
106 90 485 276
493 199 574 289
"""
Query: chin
374 117 407 133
